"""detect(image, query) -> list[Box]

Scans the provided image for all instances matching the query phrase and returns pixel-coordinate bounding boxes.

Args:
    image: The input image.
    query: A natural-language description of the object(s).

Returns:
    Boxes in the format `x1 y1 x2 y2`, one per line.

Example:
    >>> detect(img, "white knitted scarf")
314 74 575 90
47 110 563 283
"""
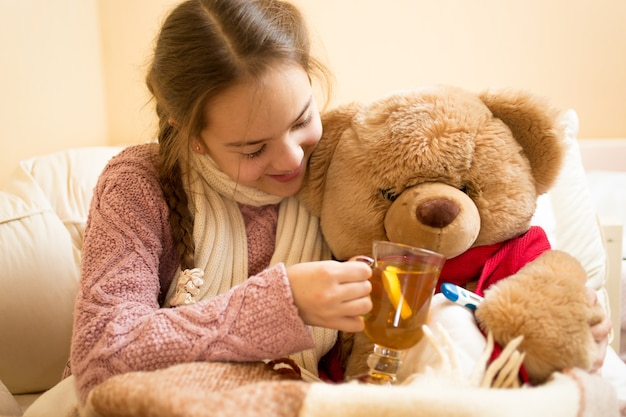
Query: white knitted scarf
164 152 336 381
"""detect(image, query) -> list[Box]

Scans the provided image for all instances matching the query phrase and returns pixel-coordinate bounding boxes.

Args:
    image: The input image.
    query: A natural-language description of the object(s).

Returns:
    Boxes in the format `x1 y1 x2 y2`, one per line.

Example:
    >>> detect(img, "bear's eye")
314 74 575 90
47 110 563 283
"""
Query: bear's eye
380 188 399 202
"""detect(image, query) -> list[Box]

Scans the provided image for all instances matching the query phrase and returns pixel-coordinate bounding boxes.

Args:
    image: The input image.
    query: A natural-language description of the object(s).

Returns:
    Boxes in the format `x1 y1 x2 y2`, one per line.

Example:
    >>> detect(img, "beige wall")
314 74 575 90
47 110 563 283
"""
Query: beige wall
294 0 626 139
101 0 626 145
97 0 179 147
2 0 626 183
0 0 108 183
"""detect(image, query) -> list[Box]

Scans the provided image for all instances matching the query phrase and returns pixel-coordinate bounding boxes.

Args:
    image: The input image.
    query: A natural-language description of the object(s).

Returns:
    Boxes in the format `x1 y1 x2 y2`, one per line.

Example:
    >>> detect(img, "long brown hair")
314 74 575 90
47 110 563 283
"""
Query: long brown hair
145 0 331 270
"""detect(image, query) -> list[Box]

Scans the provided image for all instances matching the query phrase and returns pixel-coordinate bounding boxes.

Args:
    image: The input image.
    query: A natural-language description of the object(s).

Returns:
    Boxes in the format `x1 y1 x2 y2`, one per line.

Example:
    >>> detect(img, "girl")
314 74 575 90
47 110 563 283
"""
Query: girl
69 0 372 402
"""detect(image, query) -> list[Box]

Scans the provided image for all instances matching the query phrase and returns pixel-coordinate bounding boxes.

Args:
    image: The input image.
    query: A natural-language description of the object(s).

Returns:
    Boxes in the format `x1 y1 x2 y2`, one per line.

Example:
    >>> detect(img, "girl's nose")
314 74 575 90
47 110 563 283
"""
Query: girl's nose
275 135 304 170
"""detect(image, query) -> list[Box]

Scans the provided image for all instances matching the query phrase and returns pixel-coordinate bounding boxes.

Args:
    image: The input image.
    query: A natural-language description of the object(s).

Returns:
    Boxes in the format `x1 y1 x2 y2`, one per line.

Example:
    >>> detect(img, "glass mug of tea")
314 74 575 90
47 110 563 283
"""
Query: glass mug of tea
356 240 445 384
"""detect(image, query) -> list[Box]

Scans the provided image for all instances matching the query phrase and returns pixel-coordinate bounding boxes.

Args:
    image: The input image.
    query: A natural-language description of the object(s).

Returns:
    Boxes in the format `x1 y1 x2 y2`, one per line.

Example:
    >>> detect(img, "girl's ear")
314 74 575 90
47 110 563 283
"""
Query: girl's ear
190 139 207 155
168 118 181 129
167 117 206 155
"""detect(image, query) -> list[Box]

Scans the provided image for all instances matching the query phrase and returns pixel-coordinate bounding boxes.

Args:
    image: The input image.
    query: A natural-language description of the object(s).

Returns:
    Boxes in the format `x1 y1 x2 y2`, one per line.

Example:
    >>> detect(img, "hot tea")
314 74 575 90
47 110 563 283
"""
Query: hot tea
364 259 440 350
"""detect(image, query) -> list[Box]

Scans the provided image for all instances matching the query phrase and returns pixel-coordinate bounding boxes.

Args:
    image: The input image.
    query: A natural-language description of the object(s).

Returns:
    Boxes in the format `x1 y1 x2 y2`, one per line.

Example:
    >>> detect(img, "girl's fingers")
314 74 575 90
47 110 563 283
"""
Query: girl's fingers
339 294 373 317
339 279 372 301
338 260 372 283
349 255 374 267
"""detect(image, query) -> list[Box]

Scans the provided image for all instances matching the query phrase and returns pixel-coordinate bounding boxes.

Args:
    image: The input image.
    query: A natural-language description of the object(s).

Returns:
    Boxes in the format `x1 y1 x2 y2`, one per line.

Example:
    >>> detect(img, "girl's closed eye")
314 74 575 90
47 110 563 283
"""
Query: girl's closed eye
292 111 311 130
243 144 266 159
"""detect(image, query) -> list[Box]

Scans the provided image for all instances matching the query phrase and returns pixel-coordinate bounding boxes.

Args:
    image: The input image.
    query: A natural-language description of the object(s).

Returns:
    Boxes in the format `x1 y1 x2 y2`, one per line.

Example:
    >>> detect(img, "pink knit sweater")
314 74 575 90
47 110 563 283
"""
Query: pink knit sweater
70 144 315 402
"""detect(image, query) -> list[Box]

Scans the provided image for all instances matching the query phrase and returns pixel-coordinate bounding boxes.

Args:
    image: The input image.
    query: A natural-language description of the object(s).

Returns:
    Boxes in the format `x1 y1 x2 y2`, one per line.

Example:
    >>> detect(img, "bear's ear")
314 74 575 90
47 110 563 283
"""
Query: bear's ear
297 102 361 215
479 89 565 195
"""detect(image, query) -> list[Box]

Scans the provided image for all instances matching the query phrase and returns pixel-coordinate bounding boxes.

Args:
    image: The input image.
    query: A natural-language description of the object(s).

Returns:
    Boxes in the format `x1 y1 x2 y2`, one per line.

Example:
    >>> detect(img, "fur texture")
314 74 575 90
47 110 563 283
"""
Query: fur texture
476 250 605 384
298 85 599 384
298 85 564 260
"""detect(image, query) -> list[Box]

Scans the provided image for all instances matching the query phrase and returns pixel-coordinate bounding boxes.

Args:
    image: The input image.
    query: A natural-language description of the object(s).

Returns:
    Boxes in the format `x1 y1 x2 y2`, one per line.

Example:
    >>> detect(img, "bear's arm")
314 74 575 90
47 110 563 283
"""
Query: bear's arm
476 249 604 384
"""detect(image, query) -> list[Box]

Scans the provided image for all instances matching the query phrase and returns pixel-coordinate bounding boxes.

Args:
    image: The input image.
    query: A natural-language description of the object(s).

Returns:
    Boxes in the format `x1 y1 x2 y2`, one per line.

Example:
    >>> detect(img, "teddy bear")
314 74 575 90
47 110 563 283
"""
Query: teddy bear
296 84 606 386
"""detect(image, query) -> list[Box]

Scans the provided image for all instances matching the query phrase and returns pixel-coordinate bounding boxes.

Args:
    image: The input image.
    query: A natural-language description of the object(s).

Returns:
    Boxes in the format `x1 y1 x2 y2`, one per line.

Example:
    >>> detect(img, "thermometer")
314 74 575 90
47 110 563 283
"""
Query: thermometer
441 282 483 311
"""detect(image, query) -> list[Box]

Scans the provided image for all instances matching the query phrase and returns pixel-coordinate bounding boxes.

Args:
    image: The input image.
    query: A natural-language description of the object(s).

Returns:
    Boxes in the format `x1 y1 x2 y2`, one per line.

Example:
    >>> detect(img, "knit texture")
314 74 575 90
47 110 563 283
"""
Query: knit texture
240 204 278 276
438 226 551 296
82 351 620 417
164 150 336 381
82 362 310 417
70 144 322 402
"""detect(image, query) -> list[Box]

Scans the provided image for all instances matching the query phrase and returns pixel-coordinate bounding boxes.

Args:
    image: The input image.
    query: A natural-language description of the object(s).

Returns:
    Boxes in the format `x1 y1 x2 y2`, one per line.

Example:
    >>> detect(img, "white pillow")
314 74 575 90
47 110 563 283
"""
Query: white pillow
19 146 124 250
0 147 124 395
0 378 22 416
0 167 77 394
531 109 607 290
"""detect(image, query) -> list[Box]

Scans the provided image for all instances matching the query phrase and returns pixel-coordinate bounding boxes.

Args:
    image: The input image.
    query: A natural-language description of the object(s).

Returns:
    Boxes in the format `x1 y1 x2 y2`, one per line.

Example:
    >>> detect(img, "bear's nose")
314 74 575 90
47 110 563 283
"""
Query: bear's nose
416 199 460 228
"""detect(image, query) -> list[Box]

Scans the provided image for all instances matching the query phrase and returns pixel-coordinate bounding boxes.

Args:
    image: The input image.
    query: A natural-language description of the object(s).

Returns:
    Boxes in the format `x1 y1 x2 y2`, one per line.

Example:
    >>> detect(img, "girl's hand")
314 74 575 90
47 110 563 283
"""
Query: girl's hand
286 259 372 333
587 287 611 374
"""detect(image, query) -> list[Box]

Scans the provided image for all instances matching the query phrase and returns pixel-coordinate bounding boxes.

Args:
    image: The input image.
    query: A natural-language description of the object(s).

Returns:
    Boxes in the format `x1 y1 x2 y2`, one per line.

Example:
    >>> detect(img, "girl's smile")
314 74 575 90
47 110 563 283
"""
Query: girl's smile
268 164 302 183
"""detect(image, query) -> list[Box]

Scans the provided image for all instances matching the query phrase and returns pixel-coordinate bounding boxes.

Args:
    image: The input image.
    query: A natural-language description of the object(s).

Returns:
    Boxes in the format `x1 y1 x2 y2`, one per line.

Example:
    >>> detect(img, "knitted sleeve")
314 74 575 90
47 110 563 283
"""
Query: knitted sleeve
70 144 314 402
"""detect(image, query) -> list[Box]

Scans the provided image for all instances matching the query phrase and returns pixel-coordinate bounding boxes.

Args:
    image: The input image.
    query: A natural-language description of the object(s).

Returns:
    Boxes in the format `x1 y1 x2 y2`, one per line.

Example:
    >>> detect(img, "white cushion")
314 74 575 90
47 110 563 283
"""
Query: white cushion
0 167 78 394
532 109 607 291
21 376 78 417
0 378 22 416
531 109 614 353
19 146 124 250
0 146 123 395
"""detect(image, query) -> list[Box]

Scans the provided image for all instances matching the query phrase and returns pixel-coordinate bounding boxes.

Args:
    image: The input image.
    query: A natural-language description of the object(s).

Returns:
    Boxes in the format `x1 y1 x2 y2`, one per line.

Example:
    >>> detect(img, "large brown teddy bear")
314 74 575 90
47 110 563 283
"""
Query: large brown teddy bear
297 85 605 385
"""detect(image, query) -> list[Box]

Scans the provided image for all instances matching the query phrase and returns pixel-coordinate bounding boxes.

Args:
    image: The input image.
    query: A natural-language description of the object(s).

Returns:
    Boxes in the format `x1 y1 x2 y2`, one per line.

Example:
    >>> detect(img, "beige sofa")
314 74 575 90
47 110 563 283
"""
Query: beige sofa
0 146 123 415
0 110 624 416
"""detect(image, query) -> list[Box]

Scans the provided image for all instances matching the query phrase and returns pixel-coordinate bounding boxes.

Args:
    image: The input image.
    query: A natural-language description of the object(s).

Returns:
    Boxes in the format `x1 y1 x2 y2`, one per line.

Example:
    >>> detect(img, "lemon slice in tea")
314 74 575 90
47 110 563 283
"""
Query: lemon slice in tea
381 265 412 319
